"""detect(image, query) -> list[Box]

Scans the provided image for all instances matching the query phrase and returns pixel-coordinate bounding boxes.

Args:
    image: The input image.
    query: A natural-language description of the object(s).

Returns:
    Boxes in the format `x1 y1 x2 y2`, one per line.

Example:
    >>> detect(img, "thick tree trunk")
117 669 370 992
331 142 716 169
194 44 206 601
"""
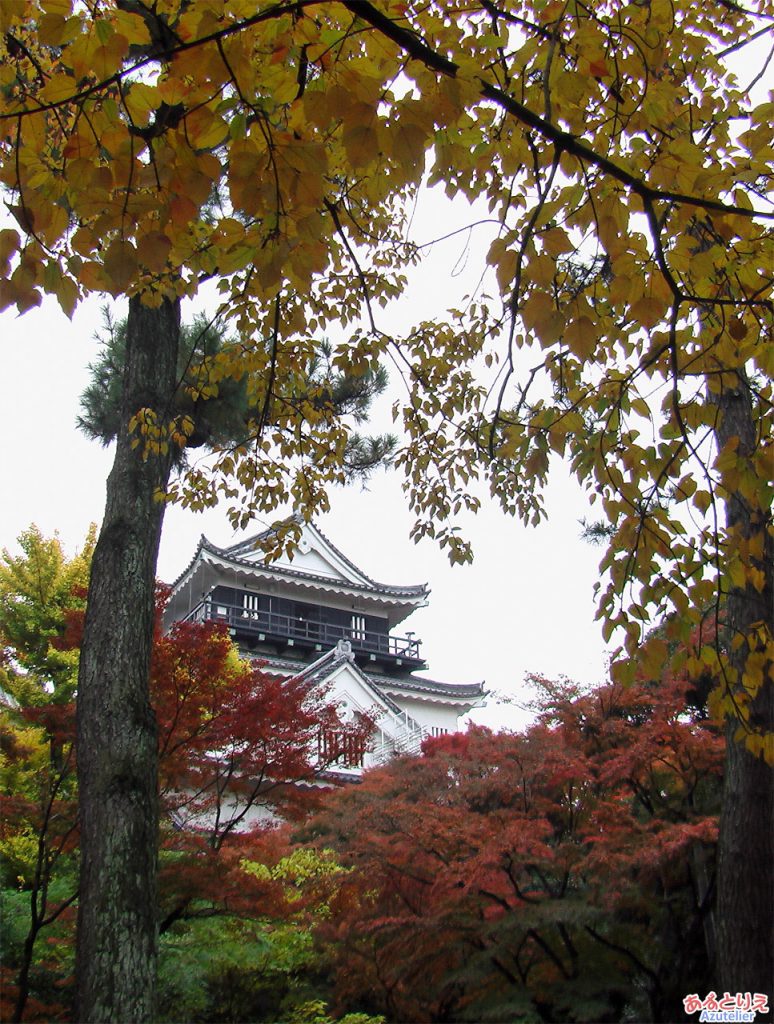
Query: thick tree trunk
714 374 774 999
76 295 181 1023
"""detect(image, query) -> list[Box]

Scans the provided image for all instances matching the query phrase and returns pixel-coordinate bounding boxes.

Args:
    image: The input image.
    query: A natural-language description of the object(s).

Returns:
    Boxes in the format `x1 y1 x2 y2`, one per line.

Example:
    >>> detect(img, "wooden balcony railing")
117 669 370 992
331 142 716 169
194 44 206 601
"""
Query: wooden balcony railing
184 597 425 666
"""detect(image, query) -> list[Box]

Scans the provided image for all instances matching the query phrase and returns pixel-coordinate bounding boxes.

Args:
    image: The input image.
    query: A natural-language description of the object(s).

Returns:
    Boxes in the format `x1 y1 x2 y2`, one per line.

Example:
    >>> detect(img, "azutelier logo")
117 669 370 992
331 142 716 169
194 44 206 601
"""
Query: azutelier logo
683 993 770 1022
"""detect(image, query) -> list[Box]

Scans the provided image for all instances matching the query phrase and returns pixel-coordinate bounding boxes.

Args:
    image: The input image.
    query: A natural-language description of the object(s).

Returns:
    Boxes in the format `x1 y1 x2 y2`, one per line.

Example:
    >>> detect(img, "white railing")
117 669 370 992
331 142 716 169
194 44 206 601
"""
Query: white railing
367 708 428 767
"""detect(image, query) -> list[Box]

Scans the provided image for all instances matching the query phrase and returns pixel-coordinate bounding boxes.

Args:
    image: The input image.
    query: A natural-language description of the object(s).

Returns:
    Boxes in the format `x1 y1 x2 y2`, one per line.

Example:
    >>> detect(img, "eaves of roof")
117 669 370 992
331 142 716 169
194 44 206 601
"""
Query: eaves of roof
170 534 427 602
288 648 406 716
241 649 484 705
167 534 213 592
373 674 487 702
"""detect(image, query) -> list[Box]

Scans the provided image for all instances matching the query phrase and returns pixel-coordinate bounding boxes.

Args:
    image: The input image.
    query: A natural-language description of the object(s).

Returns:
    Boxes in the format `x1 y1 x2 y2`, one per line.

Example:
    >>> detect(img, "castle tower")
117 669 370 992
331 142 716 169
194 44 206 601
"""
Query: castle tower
166 519 485 772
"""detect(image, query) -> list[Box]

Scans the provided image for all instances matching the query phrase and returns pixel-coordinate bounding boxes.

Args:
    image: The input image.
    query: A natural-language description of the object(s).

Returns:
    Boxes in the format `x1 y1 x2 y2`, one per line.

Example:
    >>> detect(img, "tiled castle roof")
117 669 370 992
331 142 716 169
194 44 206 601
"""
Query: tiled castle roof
170 527 428 601
244 650 485 705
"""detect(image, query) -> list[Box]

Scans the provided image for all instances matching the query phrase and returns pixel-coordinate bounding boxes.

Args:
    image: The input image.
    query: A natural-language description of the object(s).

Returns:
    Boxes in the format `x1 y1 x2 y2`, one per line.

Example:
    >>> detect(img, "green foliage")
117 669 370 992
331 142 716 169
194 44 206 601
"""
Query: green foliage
156 916 334 1024
0 887 33 960
156 917 271 1023
0 530 84 1020
285 1001 385 1024
77 311 252 459
78 313 396 480
241 848 345 907
0 875 77 1019
0 526 94 703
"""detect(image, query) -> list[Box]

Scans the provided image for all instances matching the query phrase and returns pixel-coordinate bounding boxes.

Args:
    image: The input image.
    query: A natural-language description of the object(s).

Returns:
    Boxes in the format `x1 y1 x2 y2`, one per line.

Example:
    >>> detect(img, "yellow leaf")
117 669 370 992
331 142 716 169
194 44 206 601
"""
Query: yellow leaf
0 228 20 270
554 70 586 108
522 288 553 328
55 275 79 318
528 254 555 287
41 0 72 14
123 83 160 126
41 73 77 105
170 195 199 226
78 261 105 292
43 259 61 294
38 13 80 47
102 240 138 295
14 283 42 314
630 397 651 418
0 277 18 311
393 123 426 177
63 132 100 160
71 226 96 256
136 232 172 274
186 107 229 151
728 559 746 589
744 732 774 765
0 0 26 33
41 202 70 246
70 28 129 80
763 734 774 767
640 636 668 679
112 7 152 46
631 295 668 329
303 89 330 129
598 215 626 256
564 315 597 360
675 474 697 499
342 123 379 169
157 78 190 107
692 490 711 515
495 248 517 294
522 290 563 346
215 218 246 246
609 274 635 307
542 227 573 257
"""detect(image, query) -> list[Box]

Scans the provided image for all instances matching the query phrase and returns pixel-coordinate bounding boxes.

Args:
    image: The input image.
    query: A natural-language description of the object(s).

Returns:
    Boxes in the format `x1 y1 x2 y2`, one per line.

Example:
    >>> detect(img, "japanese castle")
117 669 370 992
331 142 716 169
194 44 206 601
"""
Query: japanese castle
165 519 485 772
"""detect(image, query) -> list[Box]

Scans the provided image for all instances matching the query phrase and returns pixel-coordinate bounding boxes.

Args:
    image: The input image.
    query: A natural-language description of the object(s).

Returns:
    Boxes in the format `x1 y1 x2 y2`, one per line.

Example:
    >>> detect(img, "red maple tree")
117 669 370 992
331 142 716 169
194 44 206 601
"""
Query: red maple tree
307 669 724 1023
2 594 370 1022
151 613 370 933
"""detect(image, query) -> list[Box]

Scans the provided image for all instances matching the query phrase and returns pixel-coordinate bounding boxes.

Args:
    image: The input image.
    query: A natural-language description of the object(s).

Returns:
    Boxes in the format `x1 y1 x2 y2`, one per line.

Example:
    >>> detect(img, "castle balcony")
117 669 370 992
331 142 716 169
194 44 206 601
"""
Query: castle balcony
184 596 427 671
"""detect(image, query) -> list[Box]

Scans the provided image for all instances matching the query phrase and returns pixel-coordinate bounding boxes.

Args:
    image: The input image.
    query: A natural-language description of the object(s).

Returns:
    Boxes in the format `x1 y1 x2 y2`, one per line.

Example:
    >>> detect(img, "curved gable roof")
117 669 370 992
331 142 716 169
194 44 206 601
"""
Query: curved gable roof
167 519 429 617
221 518 427 595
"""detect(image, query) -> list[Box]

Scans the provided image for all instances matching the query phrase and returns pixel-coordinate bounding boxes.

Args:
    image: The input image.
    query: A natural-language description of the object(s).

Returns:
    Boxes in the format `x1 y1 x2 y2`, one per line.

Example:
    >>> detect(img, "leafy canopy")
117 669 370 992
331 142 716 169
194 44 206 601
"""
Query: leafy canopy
0 1 771 731
0 525 95 704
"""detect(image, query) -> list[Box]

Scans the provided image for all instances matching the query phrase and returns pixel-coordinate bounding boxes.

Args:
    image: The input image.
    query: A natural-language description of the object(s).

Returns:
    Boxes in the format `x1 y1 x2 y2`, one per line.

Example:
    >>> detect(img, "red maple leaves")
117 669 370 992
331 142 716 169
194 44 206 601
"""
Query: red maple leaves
308 672 724 1023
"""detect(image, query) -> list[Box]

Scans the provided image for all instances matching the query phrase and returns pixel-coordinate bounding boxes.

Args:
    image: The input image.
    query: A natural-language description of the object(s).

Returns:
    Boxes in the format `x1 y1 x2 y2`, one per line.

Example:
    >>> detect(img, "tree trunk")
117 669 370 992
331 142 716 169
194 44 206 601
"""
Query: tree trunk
76 295 181 1023
714 373 774 998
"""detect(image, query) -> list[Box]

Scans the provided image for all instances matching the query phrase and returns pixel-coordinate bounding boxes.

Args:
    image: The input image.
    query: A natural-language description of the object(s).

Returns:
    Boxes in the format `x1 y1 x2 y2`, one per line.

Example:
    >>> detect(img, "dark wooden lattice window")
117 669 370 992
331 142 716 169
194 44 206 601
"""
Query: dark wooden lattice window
318 729 366 768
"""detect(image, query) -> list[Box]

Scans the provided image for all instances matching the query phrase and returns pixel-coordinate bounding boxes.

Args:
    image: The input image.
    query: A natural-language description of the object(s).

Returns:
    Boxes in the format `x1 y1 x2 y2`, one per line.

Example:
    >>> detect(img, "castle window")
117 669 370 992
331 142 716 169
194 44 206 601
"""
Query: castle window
319 729 366 768
350 614 367 641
